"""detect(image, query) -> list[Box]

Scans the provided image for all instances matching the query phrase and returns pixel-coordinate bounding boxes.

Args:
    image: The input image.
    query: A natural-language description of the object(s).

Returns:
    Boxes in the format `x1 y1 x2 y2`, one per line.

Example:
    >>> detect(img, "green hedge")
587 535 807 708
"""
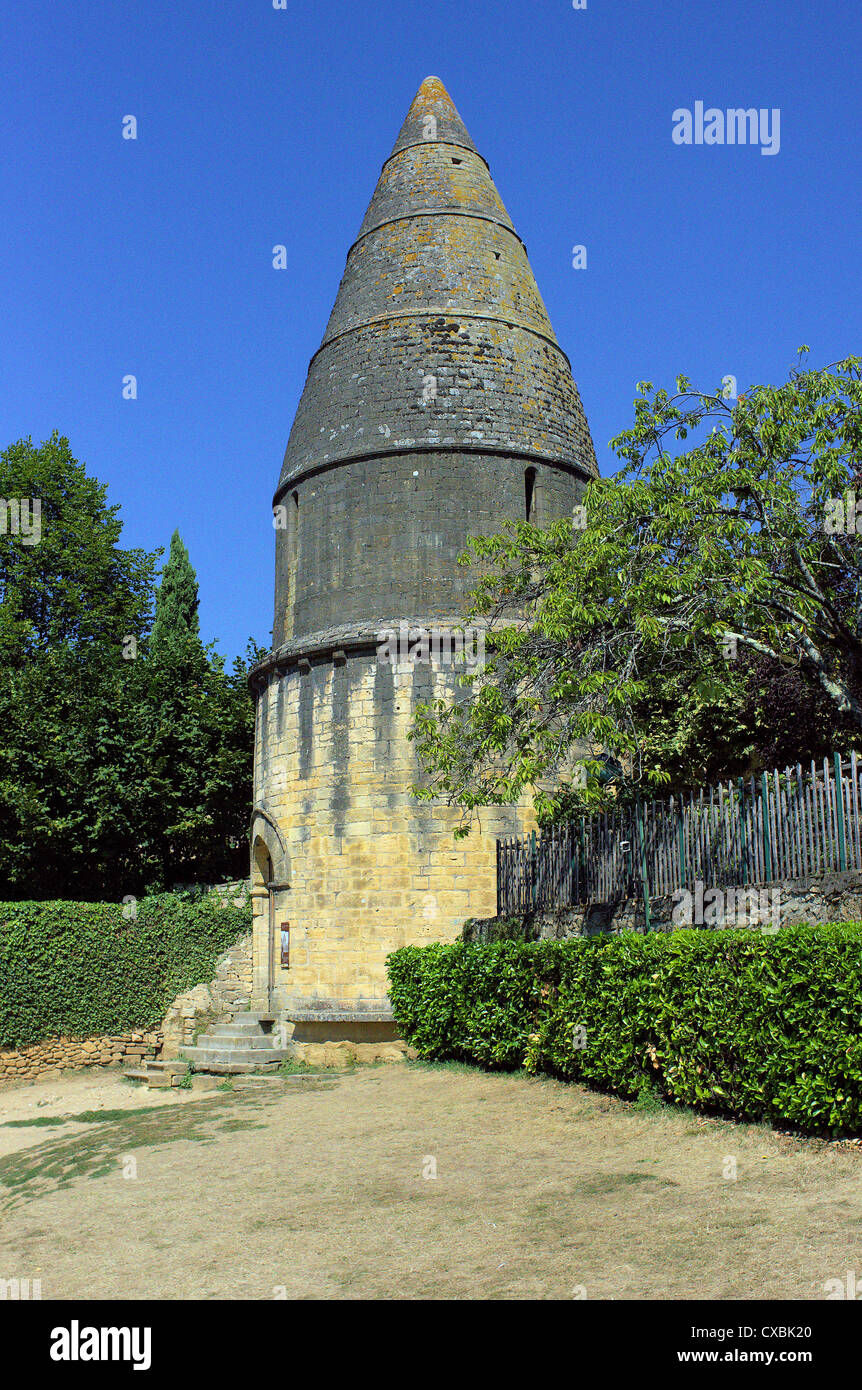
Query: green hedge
387 925 862 1135
0 894 251 1047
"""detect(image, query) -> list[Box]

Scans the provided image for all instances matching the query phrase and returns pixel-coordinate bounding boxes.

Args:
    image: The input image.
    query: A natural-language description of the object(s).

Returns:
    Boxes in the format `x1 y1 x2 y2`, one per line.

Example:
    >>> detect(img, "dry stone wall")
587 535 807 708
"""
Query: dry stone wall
464 869 862 942
0 905 252 1084
0 1029 162 1085
160 932 253 1059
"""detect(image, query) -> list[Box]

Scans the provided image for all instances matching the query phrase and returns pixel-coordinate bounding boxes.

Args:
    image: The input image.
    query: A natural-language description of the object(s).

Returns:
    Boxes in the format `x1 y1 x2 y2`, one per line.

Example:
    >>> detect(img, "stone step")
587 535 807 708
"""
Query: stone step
181 1045 293 1068
181 1057 287 1075
123 1058 190 1088
191 1033 277 1052
213 1017 266 1034
231 1075 291 1090
190 1074 222 1092
208 1026 272 1044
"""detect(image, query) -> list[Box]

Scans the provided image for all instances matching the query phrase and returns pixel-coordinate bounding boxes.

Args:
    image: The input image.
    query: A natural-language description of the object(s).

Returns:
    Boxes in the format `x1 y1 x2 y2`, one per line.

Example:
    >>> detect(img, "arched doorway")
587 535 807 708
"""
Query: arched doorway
249 810 290 1014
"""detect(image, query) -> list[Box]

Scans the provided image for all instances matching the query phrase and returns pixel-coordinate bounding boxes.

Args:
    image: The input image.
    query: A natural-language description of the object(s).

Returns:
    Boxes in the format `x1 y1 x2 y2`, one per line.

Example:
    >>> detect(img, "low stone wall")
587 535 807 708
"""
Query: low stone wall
169 879 250 906
0 1029 162 1085
466 870 862 942
211 880 250 907
0 923 253 1085
160 931 253 1059
289 1039 417 1067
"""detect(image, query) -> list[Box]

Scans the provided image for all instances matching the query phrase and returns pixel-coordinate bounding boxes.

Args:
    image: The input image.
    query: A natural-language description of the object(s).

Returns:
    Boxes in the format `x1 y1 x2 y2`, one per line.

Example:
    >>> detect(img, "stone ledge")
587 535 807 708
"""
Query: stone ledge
284 1009 395 1024
250 618 489 682
482 866 862 940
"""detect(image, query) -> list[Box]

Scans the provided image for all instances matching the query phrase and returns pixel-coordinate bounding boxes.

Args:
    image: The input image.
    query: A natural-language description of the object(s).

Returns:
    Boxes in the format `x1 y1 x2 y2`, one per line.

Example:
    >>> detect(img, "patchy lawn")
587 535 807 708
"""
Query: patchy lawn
1 1062 861 1299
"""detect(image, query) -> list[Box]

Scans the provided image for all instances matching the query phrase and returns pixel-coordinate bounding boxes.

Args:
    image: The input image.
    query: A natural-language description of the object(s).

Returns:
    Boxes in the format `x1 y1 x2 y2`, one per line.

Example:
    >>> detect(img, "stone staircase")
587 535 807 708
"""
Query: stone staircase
123 1058 191 1089
179 1012 293 1074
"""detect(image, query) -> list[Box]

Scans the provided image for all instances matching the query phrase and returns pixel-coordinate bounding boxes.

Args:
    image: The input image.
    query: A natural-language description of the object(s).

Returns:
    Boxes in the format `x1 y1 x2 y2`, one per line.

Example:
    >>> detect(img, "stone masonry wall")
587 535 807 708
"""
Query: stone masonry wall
464 869 862 943
0 1029 163 1086
275 451 583 645
160 931 253 1059
278 317 593 490
276 129 597 497
169 878 249 905
252 650 536 1016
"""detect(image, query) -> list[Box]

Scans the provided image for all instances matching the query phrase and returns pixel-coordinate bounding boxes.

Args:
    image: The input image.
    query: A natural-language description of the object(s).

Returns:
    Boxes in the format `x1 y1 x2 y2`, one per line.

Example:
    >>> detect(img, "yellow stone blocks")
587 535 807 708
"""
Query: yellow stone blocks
251 651 535 1014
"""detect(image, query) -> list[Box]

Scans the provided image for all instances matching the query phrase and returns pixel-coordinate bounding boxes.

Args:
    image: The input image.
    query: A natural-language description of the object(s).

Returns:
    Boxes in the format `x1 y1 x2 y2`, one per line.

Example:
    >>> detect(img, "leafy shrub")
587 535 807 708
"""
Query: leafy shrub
387 925 862 1135
0 894 250 1047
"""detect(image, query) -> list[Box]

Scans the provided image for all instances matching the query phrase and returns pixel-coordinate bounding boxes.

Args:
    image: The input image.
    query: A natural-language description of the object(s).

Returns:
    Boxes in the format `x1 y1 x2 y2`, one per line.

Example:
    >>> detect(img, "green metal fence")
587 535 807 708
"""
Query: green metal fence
496 751 861 915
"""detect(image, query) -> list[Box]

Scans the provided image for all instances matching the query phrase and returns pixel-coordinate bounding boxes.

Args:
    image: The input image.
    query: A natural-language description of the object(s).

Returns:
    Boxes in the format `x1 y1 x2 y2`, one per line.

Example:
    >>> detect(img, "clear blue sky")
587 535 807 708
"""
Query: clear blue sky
1 0 859 661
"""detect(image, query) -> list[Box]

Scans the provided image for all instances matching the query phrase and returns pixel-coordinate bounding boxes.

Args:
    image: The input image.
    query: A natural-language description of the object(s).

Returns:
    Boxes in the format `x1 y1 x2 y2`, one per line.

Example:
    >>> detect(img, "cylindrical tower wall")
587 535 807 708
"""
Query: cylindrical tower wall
251 647 534 1015
274 451 586 645
253 76 598 1027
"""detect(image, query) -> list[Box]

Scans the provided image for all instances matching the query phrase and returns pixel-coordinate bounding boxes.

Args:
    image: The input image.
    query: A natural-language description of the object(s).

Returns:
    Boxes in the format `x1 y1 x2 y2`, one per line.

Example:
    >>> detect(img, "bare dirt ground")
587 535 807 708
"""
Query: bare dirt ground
1 1061 860 1300
0 1068 212 1160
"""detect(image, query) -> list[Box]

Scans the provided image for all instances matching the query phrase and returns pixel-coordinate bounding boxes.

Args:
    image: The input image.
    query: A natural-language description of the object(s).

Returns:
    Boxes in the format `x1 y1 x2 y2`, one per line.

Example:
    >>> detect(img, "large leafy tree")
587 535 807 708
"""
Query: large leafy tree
0 434 261 898
0 433 155 657
411 354 862 826
0 434 158 895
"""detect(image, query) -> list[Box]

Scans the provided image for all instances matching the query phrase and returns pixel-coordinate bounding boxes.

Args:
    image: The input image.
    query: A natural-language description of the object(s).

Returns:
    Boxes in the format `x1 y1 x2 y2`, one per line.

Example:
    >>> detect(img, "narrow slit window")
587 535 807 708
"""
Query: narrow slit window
285 491 300 629
290 491 299 552
525 467 537 522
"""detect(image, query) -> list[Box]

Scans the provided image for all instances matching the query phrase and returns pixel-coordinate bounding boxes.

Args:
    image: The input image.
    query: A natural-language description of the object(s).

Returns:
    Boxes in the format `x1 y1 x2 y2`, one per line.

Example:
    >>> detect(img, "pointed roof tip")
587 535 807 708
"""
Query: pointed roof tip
276 74 600 502
389 73 479 160
409 75 460 124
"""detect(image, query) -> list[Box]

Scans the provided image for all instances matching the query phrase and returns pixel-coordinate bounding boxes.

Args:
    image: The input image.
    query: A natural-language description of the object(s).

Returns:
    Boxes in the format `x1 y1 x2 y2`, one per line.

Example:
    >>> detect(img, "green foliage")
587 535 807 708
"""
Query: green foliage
388 924 862 1135
106 631 260 894
277 1059 313 1076
410 354 862 821
150 529 200 657
632 1081 664 1113
0 432 157 658
0 434 264 897
0 893 250 1047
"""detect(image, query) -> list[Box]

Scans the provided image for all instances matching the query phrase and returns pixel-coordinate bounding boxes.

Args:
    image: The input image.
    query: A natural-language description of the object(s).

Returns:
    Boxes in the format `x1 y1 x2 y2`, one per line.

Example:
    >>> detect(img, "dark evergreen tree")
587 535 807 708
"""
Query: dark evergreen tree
150 530 201 658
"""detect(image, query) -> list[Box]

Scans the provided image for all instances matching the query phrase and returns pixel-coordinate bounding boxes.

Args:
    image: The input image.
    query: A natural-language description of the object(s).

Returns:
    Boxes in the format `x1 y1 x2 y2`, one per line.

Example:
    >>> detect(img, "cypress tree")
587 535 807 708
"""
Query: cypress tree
150 530 200 658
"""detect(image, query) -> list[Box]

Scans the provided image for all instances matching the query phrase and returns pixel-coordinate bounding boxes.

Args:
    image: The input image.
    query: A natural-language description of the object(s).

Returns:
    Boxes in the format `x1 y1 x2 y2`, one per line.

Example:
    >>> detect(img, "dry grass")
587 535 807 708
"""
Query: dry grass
1 1061 861 1299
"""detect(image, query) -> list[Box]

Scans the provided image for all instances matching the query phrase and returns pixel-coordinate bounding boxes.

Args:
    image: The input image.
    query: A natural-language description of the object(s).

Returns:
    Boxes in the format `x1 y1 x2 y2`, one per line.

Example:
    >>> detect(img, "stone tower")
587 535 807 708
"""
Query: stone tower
249 77 597 1036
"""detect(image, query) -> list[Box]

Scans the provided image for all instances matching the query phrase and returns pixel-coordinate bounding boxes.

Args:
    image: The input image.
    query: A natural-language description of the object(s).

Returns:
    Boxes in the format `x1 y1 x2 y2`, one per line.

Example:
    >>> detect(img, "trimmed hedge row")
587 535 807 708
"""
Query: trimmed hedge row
387 925 862 1135
0 894 251 1047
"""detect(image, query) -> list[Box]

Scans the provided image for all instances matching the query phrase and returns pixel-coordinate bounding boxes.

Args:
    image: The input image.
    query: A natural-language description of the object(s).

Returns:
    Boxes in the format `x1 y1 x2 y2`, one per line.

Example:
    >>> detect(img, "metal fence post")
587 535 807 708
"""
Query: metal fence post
835 750 848 871
761 773 772 881
530 829 537 908
677 801 686 889
636 798 651 932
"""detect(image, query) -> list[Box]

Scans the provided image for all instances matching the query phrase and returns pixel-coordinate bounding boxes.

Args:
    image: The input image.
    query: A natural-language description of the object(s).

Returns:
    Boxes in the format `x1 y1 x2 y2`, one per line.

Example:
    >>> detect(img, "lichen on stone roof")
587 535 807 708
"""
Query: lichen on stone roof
277 76 598 497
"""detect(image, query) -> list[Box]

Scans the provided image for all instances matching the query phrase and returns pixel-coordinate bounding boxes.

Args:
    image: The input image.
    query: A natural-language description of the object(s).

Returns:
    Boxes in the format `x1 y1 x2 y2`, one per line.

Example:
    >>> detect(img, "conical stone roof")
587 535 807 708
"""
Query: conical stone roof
275 77 597 501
